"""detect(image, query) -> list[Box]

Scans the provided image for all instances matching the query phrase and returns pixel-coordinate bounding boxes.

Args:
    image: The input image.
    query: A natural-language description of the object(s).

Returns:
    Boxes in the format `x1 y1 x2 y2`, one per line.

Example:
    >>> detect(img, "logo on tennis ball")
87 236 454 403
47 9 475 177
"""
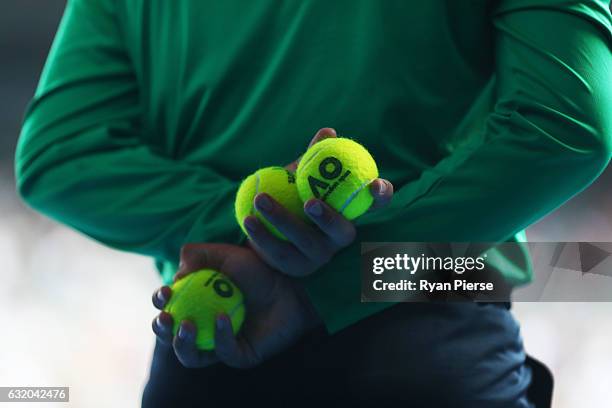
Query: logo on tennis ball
204 271 234 298
286 170 296 184
307 156 351 200
164 269 245 351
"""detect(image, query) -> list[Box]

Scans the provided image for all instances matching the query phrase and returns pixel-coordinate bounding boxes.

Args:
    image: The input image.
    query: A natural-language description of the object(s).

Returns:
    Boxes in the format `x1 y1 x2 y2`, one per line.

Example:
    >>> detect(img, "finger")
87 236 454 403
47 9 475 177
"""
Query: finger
173 321 198 367
303 199 356 248
151 311 174 345
253 193 331 262
308 127 337 149
288 128 337 171
214 314 257 369
368 179 394 211
285 160 299 172
152 286 172 310
173 320 218 368
244 216 312 277
175 243 228 281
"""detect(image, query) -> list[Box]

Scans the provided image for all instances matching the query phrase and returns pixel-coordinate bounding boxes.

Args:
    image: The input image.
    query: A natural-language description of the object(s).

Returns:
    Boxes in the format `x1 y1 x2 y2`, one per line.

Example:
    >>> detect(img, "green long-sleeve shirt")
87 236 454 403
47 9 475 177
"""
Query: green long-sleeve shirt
16 0 612 332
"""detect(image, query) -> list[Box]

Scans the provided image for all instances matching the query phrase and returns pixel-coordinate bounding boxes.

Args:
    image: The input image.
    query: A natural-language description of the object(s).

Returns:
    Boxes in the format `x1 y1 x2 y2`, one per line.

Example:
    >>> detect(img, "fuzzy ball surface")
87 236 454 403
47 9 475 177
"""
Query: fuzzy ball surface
235 166 306 239
296 138 378 219
164 269 245 351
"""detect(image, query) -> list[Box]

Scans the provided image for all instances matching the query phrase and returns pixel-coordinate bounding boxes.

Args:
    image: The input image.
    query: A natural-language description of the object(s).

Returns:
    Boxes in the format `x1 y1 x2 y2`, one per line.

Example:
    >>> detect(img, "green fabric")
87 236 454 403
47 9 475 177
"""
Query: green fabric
16 0 612 332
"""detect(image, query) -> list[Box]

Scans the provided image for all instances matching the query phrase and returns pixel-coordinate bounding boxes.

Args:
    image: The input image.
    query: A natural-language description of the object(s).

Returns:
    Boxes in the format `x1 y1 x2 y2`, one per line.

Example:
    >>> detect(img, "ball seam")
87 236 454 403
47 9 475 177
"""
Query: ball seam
299 146 322 169
227 300 244 321
251 173 261 218
338 178 376 215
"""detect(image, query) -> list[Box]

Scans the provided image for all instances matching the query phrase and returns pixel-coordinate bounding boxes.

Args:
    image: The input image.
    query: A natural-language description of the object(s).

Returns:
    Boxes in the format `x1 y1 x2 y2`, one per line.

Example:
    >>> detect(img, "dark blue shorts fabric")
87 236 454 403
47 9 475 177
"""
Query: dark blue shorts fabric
142 302 533 407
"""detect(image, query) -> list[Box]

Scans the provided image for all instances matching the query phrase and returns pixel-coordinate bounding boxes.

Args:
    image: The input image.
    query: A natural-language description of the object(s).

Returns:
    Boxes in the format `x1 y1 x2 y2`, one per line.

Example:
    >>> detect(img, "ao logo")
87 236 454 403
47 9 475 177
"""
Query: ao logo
307 156 351 200
203 272 234 298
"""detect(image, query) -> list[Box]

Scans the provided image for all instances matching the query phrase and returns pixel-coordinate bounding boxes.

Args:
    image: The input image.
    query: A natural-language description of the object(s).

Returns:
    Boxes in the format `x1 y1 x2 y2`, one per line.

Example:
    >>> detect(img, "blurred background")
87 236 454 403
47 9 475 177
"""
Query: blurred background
0 2 610 407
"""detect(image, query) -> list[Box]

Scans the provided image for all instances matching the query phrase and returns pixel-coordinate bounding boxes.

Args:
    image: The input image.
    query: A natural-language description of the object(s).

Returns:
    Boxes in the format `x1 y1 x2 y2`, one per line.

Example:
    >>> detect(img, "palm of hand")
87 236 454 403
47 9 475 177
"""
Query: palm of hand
208 244 311 366
154 243 317 368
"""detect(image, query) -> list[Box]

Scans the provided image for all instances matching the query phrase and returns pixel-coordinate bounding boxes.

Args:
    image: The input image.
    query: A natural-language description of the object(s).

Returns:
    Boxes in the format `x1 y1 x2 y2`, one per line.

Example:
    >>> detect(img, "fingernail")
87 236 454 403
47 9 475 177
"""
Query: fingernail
377 181 387 195
244 217 259 233
306 201 323 217
156 290 166 304
255 194 273 212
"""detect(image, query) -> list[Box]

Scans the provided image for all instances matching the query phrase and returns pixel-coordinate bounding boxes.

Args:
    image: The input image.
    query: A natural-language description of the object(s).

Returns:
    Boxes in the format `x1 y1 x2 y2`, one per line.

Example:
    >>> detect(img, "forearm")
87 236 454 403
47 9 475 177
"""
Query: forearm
15 0 242 265
363 7 610 241
17 135 241 262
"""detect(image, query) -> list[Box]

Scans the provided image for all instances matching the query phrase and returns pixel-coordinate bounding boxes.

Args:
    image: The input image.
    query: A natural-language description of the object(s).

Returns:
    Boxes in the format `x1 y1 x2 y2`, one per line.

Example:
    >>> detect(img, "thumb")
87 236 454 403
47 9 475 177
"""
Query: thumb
175 243 230 281
285 128 337 171
368 179 394 211
308 127 337 149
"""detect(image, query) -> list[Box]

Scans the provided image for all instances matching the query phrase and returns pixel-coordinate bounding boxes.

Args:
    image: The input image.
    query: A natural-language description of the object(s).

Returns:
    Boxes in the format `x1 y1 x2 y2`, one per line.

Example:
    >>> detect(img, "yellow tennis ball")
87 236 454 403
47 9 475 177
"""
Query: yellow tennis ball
164 269 245 351
235 166 307 239
296 137 378 220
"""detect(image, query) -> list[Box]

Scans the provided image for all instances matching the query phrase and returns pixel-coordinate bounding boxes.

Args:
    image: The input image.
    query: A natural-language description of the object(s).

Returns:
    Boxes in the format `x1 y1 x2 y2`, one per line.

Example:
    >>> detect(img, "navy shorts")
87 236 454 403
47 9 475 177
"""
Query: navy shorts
142 302 533 407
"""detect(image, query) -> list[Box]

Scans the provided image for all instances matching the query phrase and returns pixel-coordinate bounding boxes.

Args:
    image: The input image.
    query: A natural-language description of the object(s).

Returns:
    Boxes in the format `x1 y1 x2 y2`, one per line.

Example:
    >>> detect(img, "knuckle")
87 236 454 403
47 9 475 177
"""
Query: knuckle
296 234 315 251
334 225 356 248
179 243 208 269
272 248 292 268
261 209 278 224
179 243 197 260
320 213 337 230
297 236 325 260
179 358 197 369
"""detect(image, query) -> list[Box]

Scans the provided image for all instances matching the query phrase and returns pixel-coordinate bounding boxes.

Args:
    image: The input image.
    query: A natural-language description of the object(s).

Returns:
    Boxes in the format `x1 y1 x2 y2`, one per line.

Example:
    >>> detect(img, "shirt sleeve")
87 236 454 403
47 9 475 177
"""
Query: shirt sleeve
15 0 242 265
303 0 612 332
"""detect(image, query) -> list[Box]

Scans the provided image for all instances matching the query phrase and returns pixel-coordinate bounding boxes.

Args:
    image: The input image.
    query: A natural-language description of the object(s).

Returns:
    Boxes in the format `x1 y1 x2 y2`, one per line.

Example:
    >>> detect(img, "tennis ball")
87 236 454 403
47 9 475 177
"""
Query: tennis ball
164 269 245 351
296 137 378 220
235 166 307 239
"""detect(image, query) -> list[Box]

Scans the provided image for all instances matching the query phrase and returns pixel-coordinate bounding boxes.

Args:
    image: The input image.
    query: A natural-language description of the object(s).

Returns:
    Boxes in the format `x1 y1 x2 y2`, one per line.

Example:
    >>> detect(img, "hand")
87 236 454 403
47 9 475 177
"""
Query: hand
151 243 321 369
244 127 394 277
